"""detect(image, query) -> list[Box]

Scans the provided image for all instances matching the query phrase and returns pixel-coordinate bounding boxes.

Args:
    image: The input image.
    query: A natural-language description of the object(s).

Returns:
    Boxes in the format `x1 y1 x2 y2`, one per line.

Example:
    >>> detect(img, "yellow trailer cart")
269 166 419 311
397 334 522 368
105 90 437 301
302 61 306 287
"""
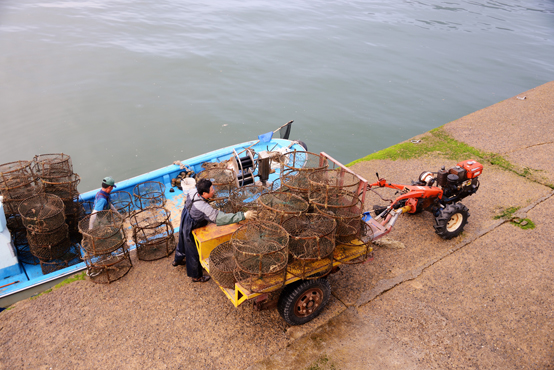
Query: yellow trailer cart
192 153 394 325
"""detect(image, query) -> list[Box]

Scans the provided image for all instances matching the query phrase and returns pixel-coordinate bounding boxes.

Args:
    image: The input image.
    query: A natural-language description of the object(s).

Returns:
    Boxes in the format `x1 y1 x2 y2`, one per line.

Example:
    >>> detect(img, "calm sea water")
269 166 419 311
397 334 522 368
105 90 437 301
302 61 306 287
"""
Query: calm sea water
1 0 553 191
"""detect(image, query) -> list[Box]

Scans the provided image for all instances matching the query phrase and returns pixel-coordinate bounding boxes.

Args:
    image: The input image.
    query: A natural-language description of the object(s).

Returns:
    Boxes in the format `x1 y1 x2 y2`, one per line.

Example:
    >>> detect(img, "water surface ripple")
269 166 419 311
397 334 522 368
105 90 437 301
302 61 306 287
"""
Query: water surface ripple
0 0 553 191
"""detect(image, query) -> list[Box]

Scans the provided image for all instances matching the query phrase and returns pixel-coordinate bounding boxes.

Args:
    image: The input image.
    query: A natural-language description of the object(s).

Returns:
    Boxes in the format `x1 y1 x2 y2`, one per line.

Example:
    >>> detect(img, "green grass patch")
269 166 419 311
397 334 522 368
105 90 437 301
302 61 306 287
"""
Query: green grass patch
511 218 536 230
29 272 86 300
305 355 339 370
493 206 520 220
347 127 485 165
347 128 553 188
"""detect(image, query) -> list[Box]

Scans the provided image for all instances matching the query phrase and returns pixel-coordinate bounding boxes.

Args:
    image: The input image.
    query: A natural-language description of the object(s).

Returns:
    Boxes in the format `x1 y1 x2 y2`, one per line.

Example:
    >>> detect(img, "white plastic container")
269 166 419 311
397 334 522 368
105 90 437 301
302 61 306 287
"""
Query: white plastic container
180 178 196 196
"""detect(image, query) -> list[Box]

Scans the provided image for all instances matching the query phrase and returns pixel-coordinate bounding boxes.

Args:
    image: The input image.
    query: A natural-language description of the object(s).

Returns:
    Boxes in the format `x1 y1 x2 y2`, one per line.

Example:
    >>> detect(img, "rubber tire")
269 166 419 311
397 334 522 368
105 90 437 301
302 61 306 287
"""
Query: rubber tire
433 203 470 239
277 278 331 326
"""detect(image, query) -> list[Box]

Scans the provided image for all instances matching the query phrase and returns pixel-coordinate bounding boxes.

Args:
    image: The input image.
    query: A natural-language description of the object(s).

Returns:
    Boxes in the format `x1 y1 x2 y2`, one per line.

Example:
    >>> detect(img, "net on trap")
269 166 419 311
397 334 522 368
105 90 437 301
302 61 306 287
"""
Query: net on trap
279 151 328 173
282 214 337 279
63 198 84 234
18 194 66 233
0 160 35 180
0 161 40 201
231 221 289 293
79 210 126 256
83 245 132 284
133 181 166 210
279 169 312 201
257 191 309 225
38 241 81 275
27 223 70 261
110 191 134 217
228 184 271 213
308 169 363 206
33 153 73 179
41 173 80 200
130 207 175 261
334 220 374 265
313 194 364 243
209 241 237 289
0 163 43 215
279 151 328 200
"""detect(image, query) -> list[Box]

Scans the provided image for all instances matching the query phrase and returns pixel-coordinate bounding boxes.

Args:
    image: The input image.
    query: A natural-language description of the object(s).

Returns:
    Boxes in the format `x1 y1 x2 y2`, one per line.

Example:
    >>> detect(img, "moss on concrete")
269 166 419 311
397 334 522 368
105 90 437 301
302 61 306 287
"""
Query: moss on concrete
29 272 86 300
511 218 536 230
347 127 552 188
305 355 339 370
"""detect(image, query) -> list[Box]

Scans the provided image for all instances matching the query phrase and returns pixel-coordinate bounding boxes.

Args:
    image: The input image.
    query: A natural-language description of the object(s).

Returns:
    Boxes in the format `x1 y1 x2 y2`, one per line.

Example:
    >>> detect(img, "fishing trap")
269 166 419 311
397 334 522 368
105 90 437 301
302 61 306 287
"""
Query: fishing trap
18 194 66 233
279 151 329 200
27 223 70 261
33 153 73 179
333 221 374 265
282 214 337 279
78 210 126 256
83 246 133 284
110 191 134 217
228 184 271 213
257 191 309 225
209 241 237 289
133 181 166 210
129 207 175 261
232 221 289 293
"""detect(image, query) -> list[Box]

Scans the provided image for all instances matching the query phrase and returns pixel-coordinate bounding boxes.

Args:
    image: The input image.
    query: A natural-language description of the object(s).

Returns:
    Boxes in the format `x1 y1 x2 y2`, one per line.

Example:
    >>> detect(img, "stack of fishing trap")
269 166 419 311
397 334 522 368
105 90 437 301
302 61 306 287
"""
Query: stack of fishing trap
78 210 132 283
231 221 289 293
279 151 328 201
308 166 373 264
282 214 336 279
129 207 175 261
34 154 85 236
0 160 43 264
18 194 79 274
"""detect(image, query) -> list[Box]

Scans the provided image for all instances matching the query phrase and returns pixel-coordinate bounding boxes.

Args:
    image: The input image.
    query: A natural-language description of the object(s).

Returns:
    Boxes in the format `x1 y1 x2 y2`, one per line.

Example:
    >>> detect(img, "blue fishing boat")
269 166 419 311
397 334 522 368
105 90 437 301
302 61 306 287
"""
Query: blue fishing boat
0 122 305 308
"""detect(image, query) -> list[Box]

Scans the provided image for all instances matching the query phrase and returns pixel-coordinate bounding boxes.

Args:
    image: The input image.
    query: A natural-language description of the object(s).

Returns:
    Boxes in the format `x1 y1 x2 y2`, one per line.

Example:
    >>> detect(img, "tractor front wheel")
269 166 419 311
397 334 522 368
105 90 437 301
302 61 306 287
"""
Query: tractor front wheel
277 279 331 325
433 203 470 239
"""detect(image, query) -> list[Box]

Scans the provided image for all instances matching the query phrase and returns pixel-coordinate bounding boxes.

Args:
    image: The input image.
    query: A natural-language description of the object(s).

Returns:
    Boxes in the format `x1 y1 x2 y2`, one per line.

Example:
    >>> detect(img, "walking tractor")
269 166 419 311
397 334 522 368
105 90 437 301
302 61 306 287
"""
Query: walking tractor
192 154 483 325
369 159 483 239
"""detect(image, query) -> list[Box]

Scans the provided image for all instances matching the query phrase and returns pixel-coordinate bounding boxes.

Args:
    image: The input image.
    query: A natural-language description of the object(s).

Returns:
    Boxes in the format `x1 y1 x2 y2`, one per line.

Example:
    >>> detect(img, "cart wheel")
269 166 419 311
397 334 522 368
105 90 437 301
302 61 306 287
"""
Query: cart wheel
277 279 331 325
433 203 469 239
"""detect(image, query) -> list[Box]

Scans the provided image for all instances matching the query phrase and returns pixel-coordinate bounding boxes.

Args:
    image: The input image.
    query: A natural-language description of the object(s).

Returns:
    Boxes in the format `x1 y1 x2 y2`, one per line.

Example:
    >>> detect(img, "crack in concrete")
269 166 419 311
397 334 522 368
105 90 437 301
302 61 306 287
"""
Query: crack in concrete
354 189 554 308
331 291 349 308
502 141 554 155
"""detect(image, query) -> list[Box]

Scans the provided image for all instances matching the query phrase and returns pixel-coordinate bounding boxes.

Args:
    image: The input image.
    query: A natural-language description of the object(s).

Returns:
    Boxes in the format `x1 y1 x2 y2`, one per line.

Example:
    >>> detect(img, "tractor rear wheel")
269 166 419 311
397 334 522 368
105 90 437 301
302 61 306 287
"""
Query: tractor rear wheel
433 203 469 239
277 279 331 325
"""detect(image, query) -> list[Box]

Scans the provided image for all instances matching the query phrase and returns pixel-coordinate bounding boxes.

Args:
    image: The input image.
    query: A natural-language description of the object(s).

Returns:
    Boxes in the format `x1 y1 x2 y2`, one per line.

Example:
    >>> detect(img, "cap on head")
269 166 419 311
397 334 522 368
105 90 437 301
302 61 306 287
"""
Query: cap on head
102 176 117 188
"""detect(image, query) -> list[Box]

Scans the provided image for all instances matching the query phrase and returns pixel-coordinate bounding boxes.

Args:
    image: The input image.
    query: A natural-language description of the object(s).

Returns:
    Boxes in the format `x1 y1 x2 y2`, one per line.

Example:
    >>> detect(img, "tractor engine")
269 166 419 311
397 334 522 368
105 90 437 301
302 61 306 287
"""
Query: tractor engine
416 159 483 205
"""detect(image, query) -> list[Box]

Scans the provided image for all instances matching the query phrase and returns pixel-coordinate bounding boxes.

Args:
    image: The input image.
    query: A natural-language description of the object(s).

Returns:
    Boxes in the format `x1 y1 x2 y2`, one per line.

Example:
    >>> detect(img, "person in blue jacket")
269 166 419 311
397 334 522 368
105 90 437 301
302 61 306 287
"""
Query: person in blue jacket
93 176 117 212
89 177 118 229
174 178 256 283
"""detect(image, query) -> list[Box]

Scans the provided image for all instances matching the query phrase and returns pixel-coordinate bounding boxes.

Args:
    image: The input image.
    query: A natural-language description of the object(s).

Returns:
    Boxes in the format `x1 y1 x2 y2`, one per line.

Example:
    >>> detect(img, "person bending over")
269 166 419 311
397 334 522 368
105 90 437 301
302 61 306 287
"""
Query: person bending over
174 178 257 282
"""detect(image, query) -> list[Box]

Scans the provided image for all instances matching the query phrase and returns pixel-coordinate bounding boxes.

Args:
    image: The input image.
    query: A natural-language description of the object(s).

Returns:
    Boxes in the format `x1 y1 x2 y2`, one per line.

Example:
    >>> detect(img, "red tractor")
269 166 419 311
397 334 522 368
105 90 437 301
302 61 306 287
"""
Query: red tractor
369 159 483 239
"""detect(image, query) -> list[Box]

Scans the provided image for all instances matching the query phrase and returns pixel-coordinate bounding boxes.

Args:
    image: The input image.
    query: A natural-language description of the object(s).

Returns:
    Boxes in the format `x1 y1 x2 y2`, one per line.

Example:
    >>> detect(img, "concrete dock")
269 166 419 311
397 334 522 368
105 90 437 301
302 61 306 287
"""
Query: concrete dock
1 81 553 370
248 81 554 370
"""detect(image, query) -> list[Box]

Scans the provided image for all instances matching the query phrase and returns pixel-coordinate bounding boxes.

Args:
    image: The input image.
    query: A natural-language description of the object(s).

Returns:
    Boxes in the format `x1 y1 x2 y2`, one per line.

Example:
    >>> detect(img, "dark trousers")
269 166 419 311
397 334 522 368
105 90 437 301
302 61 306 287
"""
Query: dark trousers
176 204 206 279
